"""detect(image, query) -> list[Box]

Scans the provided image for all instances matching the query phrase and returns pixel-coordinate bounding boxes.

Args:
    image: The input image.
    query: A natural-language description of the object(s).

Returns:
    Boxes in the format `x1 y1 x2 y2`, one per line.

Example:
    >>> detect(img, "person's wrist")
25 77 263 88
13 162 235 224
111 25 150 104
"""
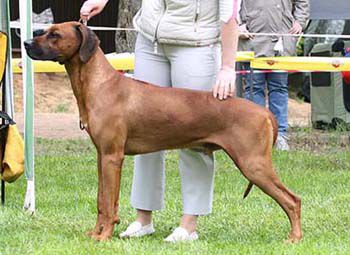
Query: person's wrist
220 65 235 72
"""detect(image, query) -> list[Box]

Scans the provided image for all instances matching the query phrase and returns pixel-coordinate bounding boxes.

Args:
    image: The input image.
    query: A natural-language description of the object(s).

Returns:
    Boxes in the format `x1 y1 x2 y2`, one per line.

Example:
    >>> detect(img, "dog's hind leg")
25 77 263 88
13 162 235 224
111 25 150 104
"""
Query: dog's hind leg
222 112 301 242
242 158 301 243
225 144 302 243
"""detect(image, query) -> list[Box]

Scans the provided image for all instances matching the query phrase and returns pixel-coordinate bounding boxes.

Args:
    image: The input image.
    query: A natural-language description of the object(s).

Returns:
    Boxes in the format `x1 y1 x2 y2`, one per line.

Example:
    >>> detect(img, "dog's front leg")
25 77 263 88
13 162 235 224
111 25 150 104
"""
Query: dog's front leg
91 150 124 241
87 152 104 238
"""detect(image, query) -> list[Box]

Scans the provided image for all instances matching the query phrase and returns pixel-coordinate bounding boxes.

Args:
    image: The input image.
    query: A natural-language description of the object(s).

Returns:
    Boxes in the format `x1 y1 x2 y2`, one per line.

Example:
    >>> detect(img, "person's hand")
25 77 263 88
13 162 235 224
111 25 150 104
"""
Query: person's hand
239 24 254 40
80 0 108 21
289 20 303 35
213 66 236 100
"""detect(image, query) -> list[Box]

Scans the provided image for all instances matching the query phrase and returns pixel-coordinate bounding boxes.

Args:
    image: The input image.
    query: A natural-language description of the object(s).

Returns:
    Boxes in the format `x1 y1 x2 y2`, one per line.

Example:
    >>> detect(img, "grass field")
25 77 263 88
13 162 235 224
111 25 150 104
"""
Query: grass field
1 138 350 255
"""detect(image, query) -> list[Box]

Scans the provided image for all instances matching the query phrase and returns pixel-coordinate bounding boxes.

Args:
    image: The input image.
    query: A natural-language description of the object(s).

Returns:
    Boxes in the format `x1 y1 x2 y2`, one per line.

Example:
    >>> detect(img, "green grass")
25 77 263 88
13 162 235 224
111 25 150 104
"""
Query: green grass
1 139 350 255
54 103 70 113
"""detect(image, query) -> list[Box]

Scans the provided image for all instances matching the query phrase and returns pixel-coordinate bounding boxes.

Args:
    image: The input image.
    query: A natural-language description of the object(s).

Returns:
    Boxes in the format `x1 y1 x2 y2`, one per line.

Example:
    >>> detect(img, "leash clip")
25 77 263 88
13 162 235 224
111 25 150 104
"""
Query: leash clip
78 18 88 26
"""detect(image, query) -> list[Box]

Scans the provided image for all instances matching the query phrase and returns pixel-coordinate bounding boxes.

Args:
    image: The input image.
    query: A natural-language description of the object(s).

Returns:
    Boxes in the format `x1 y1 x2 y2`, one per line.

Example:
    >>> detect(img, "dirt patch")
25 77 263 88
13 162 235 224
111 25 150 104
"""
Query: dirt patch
14 112 88 140
13 73 78 114
289 130 350 153
288 99 311 127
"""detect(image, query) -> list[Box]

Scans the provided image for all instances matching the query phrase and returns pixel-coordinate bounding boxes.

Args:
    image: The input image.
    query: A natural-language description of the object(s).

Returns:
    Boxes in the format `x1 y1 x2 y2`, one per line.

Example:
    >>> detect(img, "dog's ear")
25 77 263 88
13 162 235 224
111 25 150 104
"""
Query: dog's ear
76 24 100 63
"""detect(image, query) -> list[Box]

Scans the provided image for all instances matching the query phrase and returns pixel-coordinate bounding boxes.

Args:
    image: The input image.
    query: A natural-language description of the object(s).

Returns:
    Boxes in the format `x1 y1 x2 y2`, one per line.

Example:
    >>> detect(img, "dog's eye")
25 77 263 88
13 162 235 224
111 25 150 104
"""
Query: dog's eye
47 32 61 39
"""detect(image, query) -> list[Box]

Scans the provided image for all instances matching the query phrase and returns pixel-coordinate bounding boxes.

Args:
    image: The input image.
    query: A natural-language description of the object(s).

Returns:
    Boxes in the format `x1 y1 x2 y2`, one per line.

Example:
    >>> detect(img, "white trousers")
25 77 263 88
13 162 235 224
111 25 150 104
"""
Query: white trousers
131 34 221 215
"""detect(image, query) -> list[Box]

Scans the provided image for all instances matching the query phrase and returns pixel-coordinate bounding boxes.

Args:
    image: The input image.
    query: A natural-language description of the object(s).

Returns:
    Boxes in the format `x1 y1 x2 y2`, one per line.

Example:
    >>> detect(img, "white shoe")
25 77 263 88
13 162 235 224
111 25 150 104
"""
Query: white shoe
164 227 198 243
119 221 155 238
275 134 290 151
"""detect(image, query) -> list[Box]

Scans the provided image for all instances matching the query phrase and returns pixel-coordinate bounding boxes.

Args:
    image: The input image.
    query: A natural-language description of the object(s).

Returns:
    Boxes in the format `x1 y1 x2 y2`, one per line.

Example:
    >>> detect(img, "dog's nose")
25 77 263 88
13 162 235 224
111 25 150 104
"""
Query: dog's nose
24 39 34 49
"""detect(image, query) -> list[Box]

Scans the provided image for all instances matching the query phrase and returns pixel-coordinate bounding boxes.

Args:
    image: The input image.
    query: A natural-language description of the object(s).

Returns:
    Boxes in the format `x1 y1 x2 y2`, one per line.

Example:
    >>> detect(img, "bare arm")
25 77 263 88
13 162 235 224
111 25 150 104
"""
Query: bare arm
213 0 240 100
221 18 239 73
80 0 108 21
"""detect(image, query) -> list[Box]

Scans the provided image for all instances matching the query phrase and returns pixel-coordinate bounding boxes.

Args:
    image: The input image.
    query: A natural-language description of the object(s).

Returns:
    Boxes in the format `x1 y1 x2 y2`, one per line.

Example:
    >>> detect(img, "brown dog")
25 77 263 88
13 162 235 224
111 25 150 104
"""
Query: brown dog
24 22 302 243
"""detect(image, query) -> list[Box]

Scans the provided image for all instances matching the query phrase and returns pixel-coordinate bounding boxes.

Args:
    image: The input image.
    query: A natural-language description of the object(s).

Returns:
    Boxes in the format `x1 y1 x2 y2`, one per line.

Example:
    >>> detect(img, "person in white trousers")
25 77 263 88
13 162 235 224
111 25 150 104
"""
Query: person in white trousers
81 0 240 242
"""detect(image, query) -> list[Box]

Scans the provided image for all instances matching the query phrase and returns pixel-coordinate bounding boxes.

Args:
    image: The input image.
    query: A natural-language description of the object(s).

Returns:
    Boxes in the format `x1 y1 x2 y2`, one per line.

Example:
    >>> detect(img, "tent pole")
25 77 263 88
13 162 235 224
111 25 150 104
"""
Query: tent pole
19 0 35 214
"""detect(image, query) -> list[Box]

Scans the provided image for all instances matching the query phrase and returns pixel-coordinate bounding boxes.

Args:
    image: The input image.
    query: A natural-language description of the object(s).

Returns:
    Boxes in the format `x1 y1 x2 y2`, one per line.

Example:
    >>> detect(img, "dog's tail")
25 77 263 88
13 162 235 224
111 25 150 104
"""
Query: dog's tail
243 111 278 200
243 182 254 199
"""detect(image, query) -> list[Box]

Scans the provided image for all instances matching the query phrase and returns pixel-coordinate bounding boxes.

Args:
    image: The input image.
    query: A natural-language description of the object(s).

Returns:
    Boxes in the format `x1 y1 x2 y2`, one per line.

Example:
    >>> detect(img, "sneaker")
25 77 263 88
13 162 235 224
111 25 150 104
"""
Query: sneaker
275 135 290 151
119 221 155 238
164 227 198 243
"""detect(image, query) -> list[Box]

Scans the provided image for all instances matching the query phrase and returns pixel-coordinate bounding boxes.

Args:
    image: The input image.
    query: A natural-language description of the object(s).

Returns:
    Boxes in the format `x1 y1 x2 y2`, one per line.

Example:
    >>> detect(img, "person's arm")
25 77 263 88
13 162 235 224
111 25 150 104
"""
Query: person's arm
80 0 109 21
289 0 310 34
213 0 240 100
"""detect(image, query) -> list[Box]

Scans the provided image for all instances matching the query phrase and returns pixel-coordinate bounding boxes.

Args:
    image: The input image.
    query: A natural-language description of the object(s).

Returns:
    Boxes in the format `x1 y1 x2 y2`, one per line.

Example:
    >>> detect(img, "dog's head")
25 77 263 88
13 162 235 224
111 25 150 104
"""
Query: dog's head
24 21 100 64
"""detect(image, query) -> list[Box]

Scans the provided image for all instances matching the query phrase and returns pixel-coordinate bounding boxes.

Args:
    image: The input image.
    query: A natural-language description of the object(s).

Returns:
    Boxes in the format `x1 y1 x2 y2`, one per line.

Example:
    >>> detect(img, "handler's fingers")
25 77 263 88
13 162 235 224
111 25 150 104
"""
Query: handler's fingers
290 28 299 34
239 34 249 40
223 81 229 99
289 23 302 35
291 29 302 35
213 81 219 98
80 15 90 24
214 67 236 99
80 0 107 20
218 81 226 100
295 28 302 34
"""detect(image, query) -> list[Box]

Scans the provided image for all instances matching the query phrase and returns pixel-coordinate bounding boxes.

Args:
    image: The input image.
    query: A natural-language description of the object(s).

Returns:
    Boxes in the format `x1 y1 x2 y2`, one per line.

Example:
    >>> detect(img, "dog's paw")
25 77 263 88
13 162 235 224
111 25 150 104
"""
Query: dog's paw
284 234 302 244
86 229 99 237
91 233 112 242
86 224 103 237
113 216 121 225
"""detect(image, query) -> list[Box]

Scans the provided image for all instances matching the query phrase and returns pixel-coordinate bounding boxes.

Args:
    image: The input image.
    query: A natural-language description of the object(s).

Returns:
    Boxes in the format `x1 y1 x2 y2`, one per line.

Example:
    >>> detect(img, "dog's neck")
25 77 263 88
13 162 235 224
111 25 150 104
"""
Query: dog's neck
64 48 120 129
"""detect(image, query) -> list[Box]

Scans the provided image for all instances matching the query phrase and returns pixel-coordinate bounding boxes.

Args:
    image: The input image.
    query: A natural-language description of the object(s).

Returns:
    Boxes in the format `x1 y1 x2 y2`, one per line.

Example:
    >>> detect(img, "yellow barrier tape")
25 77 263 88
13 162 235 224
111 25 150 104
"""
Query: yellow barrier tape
12 54 135 73
12 52 350 73
12 51 255 73
12 59 64 73
236 51 255 61
107 53 134 71
251 56 350 72
0 32 8 80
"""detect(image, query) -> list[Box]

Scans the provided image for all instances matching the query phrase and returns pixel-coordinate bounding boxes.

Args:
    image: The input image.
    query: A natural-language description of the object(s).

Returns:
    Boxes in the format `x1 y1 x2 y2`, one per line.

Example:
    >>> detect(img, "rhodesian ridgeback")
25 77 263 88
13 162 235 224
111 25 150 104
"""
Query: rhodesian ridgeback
24 22 302 243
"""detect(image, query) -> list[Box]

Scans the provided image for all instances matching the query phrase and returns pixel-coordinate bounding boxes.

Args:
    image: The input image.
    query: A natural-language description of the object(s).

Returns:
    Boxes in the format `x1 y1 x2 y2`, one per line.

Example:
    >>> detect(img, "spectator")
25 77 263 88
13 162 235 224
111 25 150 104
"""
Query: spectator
239 0 310 150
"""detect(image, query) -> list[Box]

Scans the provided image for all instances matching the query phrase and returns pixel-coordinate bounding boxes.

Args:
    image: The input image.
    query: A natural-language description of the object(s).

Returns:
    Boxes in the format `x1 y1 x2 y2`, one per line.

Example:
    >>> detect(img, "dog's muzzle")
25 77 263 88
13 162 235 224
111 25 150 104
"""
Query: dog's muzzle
24 39 59 62
24 39 44 60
